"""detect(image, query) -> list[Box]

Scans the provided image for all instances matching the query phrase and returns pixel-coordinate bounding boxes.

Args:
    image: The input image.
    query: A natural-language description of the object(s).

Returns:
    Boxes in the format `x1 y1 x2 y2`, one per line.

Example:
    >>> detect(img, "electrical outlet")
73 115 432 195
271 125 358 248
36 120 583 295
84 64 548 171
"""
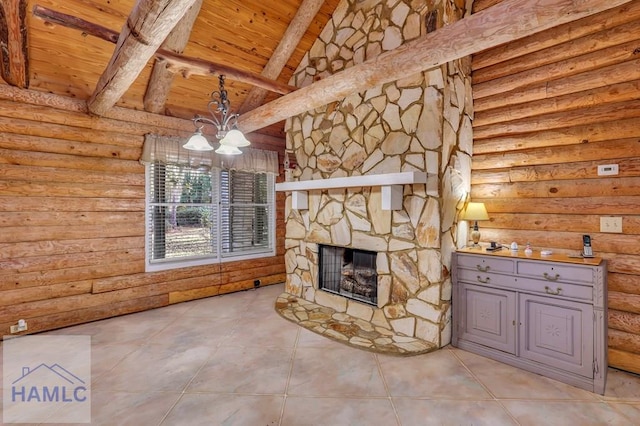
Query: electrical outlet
597 164 619 176
10 319 28 333
600 217 622 233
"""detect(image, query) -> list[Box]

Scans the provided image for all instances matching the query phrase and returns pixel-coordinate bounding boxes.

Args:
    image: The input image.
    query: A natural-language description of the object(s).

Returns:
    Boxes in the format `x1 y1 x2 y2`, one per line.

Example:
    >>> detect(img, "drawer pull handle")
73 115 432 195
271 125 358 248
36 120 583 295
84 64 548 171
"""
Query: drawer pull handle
477 275 490 284
476 265 490 272
545 286 562 295
543 272 560 281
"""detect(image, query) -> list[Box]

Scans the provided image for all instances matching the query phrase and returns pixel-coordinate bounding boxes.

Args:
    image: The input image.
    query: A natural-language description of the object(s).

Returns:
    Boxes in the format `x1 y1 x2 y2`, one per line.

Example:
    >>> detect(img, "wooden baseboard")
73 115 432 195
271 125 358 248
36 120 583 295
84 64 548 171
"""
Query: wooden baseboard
169 273 286 304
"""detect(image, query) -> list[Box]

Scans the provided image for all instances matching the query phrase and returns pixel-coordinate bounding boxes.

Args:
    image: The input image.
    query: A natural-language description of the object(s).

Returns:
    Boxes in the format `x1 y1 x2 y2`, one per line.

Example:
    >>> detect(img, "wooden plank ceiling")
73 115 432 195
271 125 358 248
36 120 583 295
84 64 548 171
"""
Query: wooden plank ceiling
1 0 634 139
13 0 341 139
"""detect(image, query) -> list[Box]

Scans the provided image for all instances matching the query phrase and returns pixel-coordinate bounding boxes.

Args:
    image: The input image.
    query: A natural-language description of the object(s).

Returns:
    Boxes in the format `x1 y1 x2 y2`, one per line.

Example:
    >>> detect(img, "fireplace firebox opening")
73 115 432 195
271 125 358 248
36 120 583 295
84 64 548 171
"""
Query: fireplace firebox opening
318 244 377 306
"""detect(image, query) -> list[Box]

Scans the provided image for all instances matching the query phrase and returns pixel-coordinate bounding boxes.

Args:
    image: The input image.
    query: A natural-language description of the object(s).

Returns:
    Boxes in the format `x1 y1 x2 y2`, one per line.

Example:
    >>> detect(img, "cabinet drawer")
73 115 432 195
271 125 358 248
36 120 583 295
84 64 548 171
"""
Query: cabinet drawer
517 261 594 285
515 276 593 301
457 268 514 288
456 254 514 274
458 269 592 301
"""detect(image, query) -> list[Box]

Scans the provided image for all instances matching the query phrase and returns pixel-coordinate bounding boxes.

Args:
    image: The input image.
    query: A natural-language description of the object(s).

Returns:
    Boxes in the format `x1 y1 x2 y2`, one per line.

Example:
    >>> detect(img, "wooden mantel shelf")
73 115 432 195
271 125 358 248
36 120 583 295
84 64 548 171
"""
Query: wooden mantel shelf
275 171 426 191
276 172 427 210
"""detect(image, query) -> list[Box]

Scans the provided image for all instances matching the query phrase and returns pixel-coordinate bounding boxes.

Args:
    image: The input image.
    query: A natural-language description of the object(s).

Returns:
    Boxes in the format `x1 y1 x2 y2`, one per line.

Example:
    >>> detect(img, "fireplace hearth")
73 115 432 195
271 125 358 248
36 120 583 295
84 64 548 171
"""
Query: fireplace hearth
319 245 377 306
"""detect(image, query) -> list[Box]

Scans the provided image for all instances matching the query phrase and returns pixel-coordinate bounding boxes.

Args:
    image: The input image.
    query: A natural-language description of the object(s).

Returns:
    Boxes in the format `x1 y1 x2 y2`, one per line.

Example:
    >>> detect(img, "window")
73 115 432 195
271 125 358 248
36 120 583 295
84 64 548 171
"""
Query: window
145 162 275 271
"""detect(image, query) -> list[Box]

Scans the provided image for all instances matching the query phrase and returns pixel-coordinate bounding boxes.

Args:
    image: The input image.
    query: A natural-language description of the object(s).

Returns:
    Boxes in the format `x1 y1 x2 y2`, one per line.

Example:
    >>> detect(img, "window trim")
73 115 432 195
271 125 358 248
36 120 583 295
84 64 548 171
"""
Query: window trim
144 165 276 273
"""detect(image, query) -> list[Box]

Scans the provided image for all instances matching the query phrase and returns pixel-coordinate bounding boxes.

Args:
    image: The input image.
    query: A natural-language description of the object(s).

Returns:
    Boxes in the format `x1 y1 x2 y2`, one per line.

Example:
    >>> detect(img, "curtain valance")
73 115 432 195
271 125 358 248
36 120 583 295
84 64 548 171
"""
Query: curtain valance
140 134 279 174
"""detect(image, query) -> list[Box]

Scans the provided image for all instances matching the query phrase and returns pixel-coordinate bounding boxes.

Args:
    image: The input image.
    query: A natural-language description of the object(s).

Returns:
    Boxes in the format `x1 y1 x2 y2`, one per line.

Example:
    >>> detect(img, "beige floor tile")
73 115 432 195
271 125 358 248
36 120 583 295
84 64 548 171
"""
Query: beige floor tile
297 327 346 349
243 299 283 321
122 306 191 323
149 301 196 317
12 285 640 425
186 345 293 394
256 283 284 301
246 284 286 304
146 316 238 348
378 349 491 399
0 391 47 425
161 394 283 426
501 400 635 426
247 291 281 307
288 346 387 397
281 396 399 426
91 342 142 381
453 347 599 400
93 344 212 392
222 315 300 348
50 312 177 345
393 398 518 426
90 391 181 426
608 403 640 424
182 293 252 319
601 368 640 401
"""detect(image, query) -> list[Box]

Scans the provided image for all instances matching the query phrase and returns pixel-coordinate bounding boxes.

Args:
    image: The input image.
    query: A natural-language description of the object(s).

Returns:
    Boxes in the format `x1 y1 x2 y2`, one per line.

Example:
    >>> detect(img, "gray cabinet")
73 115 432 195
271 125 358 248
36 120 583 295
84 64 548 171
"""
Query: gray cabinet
452 249 607 394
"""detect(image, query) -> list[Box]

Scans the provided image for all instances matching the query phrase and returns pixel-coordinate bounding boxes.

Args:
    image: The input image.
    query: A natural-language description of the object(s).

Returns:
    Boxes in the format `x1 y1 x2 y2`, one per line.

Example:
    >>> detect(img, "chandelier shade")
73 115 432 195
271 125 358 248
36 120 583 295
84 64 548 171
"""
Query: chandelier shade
220 128 251 147
215 144 242 155
184 75 250 154
182 128 214 151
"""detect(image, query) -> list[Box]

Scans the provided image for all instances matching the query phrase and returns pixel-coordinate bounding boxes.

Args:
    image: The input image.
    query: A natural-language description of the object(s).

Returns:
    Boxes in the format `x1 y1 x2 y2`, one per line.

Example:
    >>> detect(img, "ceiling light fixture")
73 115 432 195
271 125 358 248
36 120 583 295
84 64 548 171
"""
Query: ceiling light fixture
183 75 250 154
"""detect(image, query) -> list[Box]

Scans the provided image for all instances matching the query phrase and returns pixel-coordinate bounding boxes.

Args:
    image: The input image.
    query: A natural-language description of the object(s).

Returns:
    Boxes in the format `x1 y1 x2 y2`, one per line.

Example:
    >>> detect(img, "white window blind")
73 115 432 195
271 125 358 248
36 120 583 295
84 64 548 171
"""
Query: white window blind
220 170 273 256
145 161 275 271
148 162 219 263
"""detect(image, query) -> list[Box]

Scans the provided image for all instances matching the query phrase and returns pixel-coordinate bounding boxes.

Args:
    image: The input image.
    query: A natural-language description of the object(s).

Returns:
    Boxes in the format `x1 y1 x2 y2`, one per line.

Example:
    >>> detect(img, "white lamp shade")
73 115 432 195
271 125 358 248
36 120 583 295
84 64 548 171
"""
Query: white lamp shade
461 202 489 221
183 131 214 151
219 128 250 147
215 143 242 155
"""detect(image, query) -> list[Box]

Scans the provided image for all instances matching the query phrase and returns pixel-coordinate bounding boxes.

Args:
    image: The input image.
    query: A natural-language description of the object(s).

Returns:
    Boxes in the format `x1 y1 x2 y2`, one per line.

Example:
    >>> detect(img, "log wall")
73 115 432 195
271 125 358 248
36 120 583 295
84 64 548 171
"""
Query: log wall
0 86 286 336
471 0 640 373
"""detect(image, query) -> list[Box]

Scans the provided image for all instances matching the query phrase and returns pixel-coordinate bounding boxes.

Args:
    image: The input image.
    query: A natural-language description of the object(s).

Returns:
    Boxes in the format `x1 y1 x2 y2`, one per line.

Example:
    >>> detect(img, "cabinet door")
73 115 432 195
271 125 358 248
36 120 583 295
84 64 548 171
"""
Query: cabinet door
460 283 516 354
519 294 593 378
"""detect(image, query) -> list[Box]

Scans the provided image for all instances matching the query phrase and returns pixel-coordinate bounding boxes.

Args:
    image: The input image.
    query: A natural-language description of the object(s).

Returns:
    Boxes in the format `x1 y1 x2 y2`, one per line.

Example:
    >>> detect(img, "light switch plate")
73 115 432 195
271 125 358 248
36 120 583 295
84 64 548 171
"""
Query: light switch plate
600 217 622 233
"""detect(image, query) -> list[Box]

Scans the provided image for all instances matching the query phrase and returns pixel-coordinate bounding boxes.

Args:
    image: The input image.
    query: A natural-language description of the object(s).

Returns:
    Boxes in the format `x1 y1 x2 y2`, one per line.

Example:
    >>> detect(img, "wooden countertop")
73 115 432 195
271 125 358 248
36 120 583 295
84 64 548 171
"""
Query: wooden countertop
457 246 603 266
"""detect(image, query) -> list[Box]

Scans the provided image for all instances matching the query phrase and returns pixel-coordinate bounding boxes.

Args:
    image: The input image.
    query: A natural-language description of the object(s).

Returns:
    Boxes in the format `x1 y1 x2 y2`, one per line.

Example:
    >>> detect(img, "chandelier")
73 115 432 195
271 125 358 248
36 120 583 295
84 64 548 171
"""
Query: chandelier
183 75 250 154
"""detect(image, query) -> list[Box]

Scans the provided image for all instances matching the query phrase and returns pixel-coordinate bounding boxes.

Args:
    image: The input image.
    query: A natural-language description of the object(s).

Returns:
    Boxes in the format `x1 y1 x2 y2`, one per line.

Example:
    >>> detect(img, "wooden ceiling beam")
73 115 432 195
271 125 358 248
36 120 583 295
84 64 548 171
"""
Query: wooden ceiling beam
238 0 325 113
154 50 296 95
143 0 203 114
32 5 297 97
87 0 199 116
238 0 633 133
0 0 29 88
32 6 120 43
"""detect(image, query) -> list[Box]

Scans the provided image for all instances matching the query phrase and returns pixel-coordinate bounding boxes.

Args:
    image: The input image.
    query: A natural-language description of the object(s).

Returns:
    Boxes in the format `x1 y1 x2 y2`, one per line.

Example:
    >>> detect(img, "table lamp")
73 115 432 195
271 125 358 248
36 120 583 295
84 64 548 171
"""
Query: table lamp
461 202 489 247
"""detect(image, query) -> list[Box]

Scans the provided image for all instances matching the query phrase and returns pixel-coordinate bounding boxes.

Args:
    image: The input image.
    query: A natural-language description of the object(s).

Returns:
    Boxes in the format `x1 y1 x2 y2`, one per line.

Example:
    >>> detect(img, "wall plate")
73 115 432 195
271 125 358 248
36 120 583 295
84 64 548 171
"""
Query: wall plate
597 164 619 176
600 217 622 233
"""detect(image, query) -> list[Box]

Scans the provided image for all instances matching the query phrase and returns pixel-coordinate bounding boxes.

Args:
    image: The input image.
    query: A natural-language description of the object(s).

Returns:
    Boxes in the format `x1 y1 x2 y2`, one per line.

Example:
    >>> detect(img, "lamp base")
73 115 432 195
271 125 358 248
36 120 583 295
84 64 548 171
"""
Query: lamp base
470 229 481 248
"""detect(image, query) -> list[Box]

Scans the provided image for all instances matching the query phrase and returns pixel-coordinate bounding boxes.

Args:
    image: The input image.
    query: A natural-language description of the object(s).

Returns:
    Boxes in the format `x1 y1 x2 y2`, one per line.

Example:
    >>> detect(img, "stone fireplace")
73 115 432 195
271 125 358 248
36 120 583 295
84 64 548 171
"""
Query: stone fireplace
276 0 473 354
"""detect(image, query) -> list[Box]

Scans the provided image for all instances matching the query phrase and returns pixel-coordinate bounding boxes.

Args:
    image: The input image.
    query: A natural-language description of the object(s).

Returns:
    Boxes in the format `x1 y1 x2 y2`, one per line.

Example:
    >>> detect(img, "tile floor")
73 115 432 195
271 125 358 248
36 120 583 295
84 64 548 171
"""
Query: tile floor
6 283 640 425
